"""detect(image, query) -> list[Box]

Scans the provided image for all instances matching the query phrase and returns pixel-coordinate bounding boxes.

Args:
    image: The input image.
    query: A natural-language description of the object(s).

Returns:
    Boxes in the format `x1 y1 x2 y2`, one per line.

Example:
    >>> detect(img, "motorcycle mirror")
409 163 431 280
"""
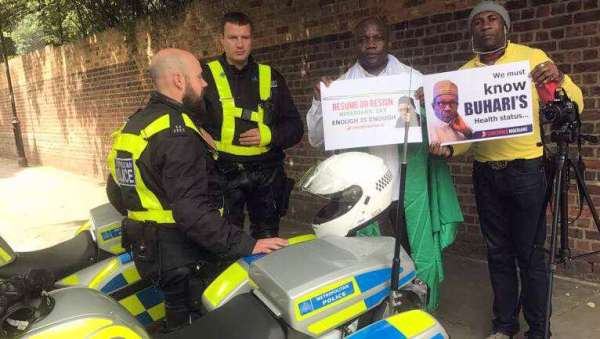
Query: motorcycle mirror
0 236 16 268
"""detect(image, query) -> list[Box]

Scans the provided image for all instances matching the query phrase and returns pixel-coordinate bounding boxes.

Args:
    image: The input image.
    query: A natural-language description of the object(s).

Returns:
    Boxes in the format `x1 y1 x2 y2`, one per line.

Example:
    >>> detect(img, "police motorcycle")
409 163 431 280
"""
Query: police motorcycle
0 152 447 339
0 198 176 327
167 152 445 339
0 272 444 339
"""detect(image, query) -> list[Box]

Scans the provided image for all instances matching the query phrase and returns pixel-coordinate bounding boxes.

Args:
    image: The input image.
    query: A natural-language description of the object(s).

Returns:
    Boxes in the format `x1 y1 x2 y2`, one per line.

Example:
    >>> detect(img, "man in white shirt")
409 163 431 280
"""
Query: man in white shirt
306 17 423 250
306 19 464 312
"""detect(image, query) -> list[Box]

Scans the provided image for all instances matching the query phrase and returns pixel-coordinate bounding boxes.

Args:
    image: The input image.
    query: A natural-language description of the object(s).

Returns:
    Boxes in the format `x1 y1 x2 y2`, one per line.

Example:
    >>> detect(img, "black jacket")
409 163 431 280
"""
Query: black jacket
200 55 303 163
107 92 256 257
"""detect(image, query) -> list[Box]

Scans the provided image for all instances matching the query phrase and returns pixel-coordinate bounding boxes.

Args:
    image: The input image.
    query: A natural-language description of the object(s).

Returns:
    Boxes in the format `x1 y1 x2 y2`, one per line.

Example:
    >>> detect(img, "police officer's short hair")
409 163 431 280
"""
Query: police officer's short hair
222 12 253 33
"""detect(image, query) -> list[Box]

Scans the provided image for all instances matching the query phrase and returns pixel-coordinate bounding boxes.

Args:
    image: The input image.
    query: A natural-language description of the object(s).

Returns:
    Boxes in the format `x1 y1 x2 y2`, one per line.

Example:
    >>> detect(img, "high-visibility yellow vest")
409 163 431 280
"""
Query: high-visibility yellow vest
107 112 201 224
207 60 272 156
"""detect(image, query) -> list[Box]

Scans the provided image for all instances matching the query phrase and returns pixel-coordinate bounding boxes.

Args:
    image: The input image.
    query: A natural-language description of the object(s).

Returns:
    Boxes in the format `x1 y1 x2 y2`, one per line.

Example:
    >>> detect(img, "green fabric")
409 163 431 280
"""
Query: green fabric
403 109 463 311
355 221 382 237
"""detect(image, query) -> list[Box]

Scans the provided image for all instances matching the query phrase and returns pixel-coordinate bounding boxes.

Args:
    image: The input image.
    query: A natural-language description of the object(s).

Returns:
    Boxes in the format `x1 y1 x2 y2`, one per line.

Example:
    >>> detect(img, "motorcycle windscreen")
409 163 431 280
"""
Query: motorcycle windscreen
311 185 362 225
0 236 16 267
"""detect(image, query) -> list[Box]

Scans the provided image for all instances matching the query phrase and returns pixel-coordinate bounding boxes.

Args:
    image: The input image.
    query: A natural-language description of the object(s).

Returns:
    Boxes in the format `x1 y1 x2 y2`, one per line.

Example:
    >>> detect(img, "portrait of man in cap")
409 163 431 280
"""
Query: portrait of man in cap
428 80 473 144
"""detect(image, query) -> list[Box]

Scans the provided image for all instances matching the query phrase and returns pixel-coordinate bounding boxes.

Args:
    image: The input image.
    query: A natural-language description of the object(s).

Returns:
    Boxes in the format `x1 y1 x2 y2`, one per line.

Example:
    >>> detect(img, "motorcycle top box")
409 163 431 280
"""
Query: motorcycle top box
202 235 417 338
89 203 126 255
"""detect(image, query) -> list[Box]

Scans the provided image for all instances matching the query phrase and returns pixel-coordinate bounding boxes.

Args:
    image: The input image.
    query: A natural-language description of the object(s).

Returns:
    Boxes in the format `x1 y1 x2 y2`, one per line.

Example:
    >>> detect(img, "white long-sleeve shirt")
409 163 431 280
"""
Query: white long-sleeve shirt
306 54 423 200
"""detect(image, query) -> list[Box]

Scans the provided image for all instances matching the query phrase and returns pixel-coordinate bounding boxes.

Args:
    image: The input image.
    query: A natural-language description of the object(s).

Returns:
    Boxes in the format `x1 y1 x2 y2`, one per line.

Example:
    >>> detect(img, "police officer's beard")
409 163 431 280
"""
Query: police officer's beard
182 87 203 113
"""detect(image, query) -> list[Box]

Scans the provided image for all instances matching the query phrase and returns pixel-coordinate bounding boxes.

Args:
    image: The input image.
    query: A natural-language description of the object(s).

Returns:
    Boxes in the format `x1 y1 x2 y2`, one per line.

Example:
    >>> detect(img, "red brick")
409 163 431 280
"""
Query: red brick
583 0 599 9
536 5 551 17
550 29 565 39
513 20 541 32
542 14 573 28
574 61 600 73
583 49 599 61
567 0 583 12
574 9 600 23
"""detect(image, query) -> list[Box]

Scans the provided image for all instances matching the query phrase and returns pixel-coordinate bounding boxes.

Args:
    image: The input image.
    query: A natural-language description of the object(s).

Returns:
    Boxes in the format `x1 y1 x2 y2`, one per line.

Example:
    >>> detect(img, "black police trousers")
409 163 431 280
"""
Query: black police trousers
473 158 549 337
222 163 286 239
133 228 209 330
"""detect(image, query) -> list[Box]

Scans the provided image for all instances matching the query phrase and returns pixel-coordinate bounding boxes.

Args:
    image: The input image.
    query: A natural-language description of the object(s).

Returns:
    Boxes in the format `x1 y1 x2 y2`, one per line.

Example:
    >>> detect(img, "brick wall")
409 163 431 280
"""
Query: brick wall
1 0 599 280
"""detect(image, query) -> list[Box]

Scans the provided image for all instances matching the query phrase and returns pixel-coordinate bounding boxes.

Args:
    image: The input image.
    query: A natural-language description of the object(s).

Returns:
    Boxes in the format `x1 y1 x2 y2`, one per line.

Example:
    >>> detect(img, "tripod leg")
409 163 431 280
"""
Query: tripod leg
572 161 600 232
545 153 567 339
559 162 570 261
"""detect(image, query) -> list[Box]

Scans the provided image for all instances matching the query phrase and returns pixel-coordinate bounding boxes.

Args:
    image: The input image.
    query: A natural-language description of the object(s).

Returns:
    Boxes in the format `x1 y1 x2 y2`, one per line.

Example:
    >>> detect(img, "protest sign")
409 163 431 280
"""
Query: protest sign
423 61 533 146
320 74 422 151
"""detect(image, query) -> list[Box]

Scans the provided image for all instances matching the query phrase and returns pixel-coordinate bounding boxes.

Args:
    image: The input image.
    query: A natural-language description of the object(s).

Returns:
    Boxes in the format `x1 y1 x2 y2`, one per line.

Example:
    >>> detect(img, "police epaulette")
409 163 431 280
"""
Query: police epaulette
169 111 187 137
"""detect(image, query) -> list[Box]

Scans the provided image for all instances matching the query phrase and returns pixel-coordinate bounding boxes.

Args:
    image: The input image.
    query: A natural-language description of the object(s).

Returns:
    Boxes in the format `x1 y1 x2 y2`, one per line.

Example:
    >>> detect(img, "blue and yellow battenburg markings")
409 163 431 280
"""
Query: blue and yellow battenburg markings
100 252 138 294
57 251 166 325
299 281 355 316
97 252 165 325
101 227 122 241
294 267 415 336
362 269 416 309
348 310 444 339
296 267 410 318
119 286 165 326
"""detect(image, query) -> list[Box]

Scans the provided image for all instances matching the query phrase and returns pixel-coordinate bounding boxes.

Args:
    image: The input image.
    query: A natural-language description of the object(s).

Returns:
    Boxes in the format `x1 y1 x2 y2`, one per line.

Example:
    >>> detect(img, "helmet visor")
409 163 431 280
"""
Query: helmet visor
312 185 363 225
299 161 354 196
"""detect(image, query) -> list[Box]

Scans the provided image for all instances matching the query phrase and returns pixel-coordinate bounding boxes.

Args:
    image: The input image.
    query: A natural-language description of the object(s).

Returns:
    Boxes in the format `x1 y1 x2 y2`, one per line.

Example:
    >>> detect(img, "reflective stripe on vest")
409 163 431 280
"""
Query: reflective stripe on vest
107 113 201 224
207 60 272 156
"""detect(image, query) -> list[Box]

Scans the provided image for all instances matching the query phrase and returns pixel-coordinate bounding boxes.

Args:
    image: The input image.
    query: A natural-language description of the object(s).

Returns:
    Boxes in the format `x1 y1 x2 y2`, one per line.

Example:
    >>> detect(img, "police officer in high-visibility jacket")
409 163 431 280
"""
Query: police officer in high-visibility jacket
106 48 288 330
200 12 304 239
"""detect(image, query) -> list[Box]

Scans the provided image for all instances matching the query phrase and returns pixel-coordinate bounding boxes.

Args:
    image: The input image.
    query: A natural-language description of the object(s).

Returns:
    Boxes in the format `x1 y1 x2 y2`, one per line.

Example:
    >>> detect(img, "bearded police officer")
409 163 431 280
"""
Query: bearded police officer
200 12 303 239
106 48 287 330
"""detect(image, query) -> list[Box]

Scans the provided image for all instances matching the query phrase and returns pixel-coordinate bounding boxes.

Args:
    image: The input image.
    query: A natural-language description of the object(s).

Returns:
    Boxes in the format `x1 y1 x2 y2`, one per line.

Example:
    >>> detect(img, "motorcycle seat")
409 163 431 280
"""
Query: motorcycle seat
159 293 286 339
0 231 97 280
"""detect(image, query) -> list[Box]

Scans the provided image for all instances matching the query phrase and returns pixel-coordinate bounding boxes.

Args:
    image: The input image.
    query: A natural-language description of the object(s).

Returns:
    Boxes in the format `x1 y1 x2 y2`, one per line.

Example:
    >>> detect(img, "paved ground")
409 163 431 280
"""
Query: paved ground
1 158 599 338
435 255 600 338
0 158 107 251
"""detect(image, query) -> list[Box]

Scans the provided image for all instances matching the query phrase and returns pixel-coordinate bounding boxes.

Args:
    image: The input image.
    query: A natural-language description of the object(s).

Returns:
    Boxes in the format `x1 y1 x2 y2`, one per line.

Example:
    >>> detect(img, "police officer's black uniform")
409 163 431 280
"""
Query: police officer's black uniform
107 92 256 328
201 55 303 238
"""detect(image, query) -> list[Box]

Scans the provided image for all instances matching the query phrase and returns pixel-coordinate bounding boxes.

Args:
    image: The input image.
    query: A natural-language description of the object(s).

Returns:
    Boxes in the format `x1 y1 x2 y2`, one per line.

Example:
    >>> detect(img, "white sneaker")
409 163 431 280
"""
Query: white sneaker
485 333 512 339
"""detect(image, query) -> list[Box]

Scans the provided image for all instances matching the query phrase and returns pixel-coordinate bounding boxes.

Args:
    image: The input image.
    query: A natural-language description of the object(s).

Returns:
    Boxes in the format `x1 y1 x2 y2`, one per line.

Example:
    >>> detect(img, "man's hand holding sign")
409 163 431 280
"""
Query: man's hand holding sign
313 76 335 101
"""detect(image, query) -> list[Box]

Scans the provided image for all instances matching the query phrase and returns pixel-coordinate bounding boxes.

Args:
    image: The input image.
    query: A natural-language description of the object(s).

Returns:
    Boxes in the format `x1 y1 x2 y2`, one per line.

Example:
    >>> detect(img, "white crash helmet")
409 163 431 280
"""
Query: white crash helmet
299 152 394 237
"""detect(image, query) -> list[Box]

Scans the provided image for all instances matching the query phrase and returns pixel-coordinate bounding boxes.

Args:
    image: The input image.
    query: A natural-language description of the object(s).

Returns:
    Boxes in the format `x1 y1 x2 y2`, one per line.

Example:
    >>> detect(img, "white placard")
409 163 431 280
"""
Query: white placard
321 74 423 151
424 61 533 146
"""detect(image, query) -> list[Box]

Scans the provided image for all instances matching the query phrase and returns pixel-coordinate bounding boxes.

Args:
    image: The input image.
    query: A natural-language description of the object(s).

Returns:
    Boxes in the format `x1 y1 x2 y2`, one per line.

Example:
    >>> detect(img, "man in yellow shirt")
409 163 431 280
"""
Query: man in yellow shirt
436 2 584 338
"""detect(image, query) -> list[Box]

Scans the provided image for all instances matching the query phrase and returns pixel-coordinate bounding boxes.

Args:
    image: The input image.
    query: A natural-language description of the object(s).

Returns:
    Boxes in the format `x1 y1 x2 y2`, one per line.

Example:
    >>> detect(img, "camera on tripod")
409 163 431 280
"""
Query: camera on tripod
540 88 580 143
541 88 579 128
540 85 600 338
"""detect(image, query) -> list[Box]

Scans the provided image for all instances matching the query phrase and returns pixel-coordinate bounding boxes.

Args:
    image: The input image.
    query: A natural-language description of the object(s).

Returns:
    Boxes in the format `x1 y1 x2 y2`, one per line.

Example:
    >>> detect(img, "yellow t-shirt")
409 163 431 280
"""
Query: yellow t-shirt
453 42 584 162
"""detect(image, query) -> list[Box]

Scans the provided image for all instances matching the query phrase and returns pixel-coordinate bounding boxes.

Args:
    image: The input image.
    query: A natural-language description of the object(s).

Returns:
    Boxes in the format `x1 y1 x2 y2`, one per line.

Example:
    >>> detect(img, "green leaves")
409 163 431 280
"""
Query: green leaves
1 0 195 55
0 0 29 32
